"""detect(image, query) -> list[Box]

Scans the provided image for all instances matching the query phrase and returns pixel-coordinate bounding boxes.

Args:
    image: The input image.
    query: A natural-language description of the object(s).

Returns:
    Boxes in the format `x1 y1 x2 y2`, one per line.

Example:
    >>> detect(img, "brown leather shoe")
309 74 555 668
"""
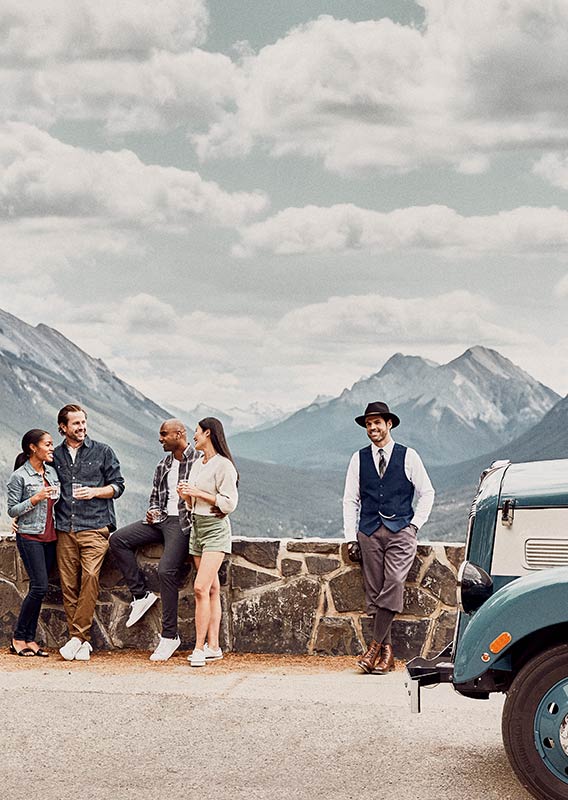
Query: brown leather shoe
373 643 395 674
356 640 382 673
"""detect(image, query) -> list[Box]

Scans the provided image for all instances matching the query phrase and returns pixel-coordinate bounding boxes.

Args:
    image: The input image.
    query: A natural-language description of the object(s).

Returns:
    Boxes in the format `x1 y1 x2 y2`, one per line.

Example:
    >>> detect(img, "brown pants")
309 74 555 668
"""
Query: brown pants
357 524 417 614
56 528 110 642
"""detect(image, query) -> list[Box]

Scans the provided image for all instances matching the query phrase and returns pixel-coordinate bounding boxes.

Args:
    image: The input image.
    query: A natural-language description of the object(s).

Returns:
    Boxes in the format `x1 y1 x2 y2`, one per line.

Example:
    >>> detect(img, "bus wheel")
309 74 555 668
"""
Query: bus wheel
503 643 568 800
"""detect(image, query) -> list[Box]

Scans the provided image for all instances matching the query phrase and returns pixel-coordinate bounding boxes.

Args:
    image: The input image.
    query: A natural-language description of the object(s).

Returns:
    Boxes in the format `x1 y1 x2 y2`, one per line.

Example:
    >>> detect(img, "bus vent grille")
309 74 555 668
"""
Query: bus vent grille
525 539 568 570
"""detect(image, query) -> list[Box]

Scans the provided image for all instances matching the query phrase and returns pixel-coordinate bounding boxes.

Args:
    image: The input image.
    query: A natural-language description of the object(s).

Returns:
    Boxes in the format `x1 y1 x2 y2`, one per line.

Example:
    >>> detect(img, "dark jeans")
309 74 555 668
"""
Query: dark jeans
15 536 57 642
109 516 188 638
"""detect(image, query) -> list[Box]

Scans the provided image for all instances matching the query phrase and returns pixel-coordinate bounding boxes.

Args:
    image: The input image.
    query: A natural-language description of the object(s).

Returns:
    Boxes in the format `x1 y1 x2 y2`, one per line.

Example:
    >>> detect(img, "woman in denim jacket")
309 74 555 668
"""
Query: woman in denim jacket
6 429 59 657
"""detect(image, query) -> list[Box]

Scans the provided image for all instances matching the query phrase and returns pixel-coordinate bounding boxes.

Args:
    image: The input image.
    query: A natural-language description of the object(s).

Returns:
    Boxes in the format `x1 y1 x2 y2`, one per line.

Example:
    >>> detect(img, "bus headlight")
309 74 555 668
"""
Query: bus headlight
457 561 493 614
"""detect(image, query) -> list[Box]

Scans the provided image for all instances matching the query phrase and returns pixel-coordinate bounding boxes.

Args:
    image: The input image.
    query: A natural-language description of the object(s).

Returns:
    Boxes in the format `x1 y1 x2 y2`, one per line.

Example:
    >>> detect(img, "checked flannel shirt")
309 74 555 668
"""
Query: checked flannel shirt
148 443 199 536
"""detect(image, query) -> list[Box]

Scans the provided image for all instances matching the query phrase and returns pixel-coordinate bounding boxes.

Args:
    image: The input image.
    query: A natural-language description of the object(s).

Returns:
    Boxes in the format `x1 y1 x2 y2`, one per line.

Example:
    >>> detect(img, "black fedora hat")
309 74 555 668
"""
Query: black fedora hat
355 402 400 428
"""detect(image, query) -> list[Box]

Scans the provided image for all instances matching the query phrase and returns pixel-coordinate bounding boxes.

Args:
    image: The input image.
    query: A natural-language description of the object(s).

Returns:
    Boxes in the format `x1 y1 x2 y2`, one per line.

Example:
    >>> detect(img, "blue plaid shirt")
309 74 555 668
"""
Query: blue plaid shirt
149 444 199 536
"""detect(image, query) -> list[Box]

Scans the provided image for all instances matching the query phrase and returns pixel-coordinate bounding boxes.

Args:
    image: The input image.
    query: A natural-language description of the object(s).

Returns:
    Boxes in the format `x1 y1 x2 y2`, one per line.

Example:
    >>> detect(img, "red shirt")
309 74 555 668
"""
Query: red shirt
20 476 57 543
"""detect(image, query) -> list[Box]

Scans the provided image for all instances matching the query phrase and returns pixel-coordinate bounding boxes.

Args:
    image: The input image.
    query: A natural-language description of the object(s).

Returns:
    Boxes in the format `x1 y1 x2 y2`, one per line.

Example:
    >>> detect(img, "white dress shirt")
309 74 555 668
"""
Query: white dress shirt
342 438 435 542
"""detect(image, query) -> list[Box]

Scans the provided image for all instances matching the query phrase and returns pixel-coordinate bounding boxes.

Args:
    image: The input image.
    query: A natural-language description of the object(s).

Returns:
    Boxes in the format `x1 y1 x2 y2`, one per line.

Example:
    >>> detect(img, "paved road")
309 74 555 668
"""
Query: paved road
0 665 532 800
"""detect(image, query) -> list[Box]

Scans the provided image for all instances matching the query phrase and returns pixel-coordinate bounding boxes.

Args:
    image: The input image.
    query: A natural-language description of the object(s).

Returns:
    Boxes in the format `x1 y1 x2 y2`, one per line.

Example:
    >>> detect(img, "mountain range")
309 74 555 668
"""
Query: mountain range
179 402 292 436
229 346 560 469
0 307 339 537
1 306 566 542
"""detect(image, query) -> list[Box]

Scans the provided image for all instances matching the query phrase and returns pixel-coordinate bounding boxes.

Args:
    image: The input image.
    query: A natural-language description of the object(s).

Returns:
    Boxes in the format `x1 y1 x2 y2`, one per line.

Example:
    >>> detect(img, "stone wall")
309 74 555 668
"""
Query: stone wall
0 536 464 657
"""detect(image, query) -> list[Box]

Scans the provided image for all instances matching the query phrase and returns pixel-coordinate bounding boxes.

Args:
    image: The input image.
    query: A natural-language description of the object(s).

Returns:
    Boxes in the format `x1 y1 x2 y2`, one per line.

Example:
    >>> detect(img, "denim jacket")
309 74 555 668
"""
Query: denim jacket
53 436 125 532
6 461 59 535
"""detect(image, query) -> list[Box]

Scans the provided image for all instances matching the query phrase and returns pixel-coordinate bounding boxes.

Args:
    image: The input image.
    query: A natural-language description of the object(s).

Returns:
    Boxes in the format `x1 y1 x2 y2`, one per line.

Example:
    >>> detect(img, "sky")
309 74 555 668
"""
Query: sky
1 0 568 419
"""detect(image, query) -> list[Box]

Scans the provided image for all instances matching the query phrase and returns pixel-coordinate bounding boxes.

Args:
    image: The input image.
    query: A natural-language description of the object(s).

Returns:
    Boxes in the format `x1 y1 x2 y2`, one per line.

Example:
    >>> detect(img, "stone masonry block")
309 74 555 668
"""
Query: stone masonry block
391 618 430 659
286 541 339 554
403 586 438 617
0 543 18 581
232 540 280 569
313 617 363 656
230 565 280 591
281 558 302 577
445 546 465 573
305 556 340 575
421 559 458 606
231 577 320 654
429 610 458 655
329 569 366 613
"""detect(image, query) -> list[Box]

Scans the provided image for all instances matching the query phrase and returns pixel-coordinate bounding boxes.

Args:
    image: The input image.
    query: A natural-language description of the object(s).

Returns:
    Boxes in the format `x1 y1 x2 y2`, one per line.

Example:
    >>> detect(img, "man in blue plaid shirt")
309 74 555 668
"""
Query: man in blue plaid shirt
110 419 198 661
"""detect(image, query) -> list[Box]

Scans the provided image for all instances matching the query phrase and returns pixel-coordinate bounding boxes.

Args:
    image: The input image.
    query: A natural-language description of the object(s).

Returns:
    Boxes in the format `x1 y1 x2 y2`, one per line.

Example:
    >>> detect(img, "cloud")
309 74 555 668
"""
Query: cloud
11 49 240 135
0 217 138 279
275 291 526 353
4 0 568 168
194 2 568 173
235 203 568 257
534 152 568 190
555 273 568 297
0 122 267 227
0 2 237 135
0 0 209 64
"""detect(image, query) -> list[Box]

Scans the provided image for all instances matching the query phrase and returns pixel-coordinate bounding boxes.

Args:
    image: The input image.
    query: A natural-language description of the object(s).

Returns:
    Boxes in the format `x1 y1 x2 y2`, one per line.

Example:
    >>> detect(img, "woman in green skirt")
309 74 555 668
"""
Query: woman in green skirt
179 417 238 667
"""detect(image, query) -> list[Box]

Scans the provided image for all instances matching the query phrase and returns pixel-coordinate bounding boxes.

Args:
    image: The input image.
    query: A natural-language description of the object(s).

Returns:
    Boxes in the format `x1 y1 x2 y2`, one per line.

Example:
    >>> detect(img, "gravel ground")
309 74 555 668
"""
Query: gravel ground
0 650 532 800
0 648 368 673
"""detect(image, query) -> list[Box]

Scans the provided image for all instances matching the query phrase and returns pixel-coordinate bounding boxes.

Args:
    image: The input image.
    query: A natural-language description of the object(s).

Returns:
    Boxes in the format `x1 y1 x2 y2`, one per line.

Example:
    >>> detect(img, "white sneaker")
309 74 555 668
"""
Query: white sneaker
149 635 180 661
59 636 83 661
189 647 206 667
204 644 223 661
126 591 158 627
74 641 93 661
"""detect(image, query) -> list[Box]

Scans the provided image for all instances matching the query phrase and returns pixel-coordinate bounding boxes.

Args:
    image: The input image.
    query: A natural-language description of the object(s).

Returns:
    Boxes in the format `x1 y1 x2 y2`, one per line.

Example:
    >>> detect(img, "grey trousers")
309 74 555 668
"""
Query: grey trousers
357 524 417 614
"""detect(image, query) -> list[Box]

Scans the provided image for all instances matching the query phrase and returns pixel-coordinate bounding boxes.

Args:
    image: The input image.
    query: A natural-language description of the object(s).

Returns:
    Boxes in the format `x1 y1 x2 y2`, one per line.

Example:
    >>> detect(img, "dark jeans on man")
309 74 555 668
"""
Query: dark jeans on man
15 537 57 641
109 516 188 638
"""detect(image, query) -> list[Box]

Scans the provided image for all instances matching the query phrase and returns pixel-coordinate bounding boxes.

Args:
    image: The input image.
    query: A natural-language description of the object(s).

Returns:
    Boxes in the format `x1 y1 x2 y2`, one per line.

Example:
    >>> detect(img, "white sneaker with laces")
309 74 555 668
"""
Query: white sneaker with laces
149 635 180 661
203 644 223 661
126 591 158 627
59 636 83 661
74 641 93 661
189 647 206 667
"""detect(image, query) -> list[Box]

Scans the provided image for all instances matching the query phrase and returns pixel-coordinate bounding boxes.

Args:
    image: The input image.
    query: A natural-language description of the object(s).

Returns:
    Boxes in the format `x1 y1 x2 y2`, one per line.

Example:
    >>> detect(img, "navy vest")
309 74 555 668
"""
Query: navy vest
358 443 414 534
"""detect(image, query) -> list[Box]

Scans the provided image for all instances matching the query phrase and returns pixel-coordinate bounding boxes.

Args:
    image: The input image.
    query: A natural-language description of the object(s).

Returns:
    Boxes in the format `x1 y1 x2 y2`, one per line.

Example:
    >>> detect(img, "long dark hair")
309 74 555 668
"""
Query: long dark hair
198 417 239 482
14 429 50 470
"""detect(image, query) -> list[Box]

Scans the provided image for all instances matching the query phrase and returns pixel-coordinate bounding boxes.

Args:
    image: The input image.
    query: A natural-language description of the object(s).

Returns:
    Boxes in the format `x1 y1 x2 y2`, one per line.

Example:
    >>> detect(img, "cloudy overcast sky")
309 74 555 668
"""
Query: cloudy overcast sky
2 0 568 417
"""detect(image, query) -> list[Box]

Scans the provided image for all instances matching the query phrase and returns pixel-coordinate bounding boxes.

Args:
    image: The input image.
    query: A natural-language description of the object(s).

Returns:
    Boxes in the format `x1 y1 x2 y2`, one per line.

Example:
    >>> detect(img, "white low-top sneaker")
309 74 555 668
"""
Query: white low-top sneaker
59 636 83 661
189 648 206 667
149 635 180 661
126 591 158 627
74 641 93 661
203 644 223 661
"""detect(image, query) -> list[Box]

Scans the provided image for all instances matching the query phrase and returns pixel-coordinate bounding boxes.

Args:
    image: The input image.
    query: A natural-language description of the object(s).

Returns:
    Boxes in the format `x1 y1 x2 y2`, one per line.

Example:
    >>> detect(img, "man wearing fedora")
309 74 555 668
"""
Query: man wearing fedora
343 401 435 674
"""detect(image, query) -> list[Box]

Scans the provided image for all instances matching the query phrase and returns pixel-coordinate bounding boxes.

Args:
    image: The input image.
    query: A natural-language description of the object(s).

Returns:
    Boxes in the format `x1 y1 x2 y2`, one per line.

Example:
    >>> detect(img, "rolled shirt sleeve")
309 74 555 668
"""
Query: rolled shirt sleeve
103 446 125 498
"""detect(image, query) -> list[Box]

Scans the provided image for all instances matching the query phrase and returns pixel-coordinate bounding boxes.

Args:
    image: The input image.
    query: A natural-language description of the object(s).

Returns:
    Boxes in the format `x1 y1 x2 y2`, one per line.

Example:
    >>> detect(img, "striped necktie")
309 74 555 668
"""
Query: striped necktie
378 448 386 478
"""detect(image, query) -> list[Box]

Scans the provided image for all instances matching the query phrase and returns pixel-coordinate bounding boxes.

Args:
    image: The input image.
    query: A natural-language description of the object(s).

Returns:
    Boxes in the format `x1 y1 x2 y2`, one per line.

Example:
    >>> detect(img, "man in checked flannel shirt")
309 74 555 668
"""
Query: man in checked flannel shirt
110 419 198 661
